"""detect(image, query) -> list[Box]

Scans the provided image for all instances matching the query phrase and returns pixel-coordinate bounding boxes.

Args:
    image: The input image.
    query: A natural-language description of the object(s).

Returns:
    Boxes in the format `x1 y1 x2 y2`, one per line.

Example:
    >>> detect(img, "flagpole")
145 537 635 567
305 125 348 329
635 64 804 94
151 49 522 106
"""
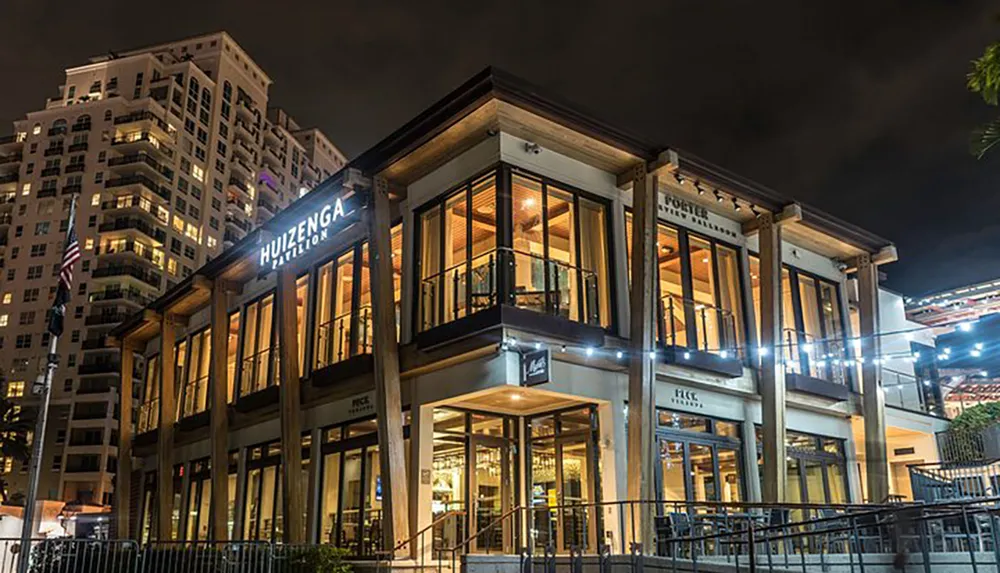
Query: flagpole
17 194 78 573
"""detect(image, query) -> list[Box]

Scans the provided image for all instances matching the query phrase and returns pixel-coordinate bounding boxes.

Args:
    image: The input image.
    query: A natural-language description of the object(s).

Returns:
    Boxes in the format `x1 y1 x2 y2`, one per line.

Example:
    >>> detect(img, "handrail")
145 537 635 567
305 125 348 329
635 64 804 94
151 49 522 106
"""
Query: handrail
446 504 522 554
385 509 466 555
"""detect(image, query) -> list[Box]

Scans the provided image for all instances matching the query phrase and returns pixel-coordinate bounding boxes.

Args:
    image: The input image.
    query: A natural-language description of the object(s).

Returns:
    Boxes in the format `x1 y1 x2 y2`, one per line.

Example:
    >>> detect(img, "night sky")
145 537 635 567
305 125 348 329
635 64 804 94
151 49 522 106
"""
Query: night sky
2 1 999 297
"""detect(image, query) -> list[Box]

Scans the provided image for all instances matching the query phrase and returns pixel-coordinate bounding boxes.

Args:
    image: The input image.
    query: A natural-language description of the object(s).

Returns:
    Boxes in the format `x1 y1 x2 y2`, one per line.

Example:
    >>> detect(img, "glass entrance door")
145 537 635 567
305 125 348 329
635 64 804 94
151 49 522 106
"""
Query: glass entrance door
470 436 512 552
529 407 601 553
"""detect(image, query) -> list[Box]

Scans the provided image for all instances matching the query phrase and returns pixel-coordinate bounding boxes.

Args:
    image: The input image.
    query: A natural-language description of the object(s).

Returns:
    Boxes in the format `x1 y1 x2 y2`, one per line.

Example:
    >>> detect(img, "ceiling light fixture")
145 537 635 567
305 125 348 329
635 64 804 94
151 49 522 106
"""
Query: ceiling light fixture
714 190 724 203
732 198 741 212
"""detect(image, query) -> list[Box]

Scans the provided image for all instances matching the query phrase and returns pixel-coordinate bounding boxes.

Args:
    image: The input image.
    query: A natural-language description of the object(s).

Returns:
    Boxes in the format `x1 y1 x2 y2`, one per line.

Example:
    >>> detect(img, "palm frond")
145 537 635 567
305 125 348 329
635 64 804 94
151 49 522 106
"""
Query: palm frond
968 42 1000 106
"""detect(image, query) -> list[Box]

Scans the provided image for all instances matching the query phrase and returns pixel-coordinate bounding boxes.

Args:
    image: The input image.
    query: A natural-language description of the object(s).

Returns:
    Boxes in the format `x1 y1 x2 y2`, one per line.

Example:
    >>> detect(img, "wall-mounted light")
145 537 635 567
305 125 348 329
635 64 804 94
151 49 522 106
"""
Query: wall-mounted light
714 190 724 203
732 198 741 212
694 181 706 195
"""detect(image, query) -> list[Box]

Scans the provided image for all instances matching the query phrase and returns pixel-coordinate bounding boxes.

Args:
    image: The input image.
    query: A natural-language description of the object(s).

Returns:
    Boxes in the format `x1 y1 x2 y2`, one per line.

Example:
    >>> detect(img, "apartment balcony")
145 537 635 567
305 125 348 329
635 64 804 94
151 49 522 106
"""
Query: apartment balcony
0 134 24 151
104 173 171 203
0 175 17 189
71 122 92 133
95 240 162 267
61 184 82 195
0 214 12 227
234 118 256 142
257 198 277 217
64 163 86 174
114 110 173 140
67 142 88 153
101 196 162 224
47 126 67 137
263 126 282 147
0 192 15 204
0 153 21 167
40 167 60 177
97 217 166 245
107 152 173 181
110 132 174 161
257 175 280 202
91 264 161 288
77 357 123 372
262 144 283 171
230 156 255 180
80 336 110 351
228 176 251 196
43 146 63 157
225 212 252 234
37 188 57 198
88 288 154 307
235 97 256 122
232 138 256 164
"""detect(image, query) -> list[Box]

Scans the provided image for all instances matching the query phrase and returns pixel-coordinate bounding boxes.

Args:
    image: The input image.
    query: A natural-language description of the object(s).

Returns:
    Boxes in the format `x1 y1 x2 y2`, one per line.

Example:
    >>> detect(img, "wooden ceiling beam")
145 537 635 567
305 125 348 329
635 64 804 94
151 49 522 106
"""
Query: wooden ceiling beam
742 203 802 236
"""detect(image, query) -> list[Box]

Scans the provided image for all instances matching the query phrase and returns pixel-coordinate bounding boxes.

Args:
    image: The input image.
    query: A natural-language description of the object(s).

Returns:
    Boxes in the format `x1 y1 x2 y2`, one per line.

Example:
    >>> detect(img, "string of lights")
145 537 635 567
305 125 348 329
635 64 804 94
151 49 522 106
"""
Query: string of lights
497 318 990 366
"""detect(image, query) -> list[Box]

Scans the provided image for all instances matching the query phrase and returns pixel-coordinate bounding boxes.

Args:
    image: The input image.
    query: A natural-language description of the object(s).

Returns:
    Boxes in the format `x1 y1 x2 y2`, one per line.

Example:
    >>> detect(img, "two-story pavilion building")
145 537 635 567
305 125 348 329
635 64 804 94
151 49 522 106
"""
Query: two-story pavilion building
107 68 947 552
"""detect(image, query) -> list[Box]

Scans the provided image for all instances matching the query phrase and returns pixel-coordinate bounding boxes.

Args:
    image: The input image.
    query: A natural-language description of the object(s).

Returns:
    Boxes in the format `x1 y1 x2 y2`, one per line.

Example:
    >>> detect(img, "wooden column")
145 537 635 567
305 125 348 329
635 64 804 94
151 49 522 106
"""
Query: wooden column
626 163 656 550
157 316 177 539
857 253 889 502
116 340 135 539
276 267 305 543
369 175 410 553
209 283 231 541
758 212 787 502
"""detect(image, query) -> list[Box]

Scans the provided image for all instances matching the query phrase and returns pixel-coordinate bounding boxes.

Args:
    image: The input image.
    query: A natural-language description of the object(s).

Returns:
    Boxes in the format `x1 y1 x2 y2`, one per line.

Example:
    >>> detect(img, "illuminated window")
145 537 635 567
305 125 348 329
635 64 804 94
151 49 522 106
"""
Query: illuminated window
32 124 41 136
6 381 23 398
207 236 217 249
172 216 185 233
185 223 199 241
240 294 275 396
243 203 252 217
2 458 11 474
167 258 178 275
192 165 204 182
0 315 8 327
21 184 30 196
90 194 100 206
84 238 94 250
2 293 10 304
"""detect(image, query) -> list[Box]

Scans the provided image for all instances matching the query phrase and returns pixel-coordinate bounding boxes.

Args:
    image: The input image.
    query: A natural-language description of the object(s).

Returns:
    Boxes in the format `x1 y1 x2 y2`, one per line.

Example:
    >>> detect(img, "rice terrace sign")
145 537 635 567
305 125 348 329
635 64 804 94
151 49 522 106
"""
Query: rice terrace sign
259 196 347 270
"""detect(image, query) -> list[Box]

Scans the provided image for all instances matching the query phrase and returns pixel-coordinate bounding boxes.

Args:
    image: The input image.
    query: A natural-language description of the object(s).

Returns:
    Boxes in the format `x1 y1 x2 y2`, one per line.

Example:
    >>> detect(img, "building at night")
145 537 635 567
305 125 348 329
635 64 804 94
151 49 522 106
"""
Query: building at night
108 68 948 549
0 32 345 508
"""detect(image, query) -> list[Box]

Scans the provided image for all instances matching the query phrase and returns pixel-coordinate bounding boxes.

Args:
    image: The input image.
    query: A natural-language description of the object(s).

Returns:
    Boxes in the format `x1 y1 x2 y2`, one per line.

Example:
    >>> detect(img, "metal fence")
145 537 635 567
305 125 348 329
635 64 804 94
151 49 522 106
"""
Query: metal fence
0 539 347 573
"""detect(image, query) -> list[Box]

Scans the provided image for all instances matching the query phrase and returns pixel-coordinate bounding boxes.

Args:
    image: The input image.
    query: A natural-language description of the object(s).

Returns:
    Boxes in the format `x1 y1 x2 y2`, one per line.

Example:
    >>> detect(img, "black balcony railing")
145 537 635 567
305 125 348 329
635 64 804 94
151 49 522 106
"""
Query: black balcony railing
96 240 160 264
37 189 57 198
65 163 86 174
104 174 171 201
67 142 88 153
0 174 17 185
419 247 603 333
0 135 18 145
89 288 154 306
61 184 82 195
83 313 129 327
40 167 60 177
107 152 173 179
781 328 850 386
47 126 67 137
228 176 250 194
114 110 170 133
257 198 276 213
43 146 63 157
225 214 251 233
71 122 92 132
0 215 12 226
0 153 21 165
77 359 121 373
657 294 741 358
80 337 109 350
97 217 166 243
91 264 161 287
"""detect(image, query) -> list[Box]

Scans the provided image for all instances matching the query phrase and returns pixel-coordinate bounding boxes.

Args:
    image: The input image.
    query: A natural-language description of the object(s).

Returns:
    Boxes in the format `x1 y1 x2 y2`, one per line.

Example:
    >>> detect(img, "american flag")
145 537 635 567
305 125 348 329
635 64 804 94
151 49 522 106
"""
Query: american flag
47 197 80 337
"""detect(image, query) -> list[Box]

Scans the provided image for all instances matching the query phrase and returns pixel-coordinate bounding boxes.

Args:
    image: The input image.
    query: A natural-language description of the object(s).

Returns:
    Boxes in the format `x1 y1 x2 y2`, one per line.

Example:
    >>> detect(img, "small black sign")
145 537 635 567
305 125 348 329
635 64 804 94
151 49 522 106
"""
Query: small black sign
521 349 551 387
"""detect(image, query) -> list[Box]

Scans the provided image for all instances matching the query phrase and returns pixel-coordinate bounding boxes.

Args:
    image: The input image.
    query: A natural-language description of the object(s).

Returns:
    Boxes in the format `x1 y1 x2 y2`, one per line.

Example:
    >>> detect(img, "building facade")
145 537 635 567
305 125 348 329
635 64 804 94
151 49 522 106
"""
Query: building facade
0 32 345 507
110 69 948 549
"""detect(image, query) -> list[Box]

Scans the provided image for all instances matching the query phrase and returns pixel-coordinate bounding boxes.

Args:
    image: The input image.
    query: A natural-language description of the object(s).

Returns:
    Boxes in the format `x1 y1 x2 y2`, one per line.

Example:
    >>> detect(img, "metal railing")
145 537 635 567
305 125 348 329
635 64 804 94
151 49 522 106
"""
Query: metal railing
781 329 850 385
180 375 209 418
910 460 1000 502
658 294 740 358
419 247 603 332
240 349 275 396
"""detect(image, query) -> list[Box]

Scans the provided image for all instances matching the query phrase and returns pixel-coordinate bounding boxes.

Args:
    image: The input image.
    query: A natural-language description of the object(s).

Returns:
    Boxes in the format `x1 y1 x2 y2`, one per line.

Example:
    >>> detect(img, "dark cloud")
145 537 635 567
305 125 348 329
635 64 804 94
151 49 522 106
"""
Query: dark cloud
1 0 997 295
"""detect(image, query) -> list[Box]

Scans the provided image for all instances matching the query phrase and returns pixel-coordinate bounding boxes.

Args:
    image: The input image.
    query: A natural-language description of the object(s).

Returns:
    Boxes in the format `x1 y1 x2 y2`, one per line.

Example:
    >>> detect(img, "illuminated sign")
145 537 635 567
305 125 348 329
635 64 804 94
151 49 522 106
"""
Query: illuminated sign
259 197 346 270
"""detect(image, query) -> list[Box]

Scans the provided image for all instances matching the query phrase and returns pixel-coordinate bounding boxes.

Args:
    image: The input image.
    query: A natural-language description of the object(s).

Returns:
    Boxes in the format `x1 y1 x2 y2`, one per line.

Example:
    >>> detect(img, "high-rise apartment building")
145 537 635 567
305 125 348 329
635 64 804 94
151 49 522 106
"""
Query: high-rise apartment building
0 32 344 507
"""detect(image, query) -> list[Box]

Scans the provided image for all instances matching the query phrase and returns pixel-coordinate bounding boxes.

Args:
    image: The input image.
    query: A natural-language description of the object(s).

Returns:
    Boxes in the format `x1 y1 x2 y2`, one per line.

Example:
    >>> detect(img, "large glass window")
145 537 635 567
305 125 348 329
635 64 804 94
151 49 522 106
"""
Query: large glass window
296 275 308 374
756 429 849 505
417 169 610 333
242 439 309 542
180 328 211 417
628 216 744 356
240 294 275 396
319 416 410 556
226 312 239 402
137 355 160 433
173 340 187 422
419 173 497 330
511 173 609 327
315 250 356 368
655 410 743 505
